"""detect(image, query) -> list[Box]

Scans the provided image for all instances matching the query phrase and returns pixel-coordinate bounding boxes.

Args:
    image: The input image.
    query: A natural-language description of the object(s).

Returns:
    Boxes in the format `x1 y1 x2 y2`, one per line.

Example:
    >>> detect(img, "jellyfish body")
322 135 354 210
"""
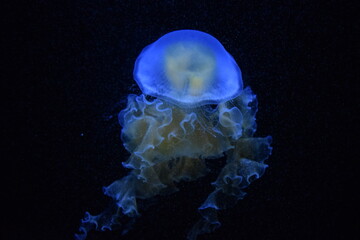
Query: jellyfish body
134 30 243 107
76 30 272 240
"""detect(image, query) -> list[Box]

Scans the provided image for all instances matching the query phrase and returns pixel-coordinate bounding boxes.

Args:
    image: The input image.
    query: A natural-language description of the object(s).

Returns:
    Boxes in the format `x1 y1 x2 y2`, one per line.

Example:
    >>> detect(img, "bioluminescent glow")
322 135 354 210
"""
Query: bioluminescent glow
76 30 272 240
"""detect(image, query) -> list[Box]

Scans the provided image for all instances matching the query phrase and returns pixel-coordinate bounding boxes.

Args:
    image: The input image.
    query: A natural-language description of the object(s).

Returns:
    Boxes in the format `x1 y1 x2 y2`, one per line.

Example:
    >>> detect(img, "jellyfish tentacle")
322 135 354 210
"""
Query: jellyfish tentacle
189 135 272 239
188 87 271 239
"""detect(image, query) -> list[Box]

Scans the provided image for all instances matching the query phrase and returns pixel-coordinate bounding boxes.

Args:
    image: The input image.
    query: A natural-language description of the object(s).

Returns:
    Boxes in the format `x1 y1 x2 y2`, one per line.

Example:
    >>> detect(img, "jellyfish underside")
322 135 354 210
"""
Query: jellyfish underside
76 30 272 240
76 88 272 240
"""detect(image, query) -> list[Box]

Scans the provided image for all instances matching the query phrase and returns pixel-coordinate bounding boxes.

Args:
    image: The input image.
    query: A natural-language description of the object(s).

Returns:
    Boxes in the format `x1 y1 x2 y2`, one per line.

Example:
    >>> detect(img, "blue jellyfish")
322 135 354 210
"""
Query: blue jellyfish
76 30 272 240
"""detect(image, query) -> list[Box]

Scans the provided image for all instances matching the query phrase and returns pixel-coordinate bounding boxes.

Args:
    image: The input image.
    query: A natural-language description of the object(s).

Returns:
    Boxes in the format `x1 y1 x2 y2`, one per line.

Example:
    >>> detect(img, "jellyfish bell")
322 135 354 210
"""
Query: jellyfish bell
134 30 243 107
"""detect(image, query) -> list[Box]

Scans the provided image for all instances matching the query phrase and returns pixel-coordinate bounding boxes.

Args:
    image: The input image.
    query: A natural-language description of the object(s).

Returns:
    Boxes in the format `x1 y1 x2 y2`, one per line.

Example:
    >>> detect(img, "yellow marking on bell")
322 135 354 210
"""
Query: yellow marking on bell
189 76 204 96
164 42 216 96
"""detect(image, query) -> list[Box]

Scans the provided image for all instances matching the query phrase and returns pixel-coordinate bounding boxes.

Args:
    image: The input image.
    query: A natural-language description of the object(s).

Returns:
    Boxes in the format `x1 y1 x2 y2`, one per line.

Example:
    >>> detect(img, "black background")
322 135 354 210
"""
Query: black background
7 0 358 240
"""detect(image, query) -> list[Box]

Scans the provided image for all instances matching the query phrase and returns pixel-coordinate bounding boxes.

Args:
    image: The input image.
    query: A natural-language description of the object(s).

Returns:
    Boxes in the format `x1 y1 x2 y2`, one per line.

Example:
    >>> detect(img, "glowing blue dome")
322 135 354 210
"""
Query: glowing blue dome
133 30 243 107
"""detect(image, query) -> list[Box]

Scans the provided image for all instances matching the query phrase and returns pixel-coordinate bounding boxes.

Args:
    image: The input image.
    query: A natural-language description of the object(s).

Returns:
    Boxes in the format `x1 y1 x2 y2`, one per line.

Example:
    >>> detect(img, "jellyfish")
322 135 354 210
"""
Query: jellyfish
76 30 272 240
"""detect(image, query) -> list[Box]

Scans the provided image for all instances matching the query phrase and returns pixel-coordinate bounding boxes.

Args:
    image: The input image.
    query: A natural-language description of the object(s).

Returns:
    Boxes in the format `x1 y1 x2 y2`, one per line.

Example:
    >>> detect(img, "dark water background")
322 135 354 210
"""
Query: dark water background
7 0 357 240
